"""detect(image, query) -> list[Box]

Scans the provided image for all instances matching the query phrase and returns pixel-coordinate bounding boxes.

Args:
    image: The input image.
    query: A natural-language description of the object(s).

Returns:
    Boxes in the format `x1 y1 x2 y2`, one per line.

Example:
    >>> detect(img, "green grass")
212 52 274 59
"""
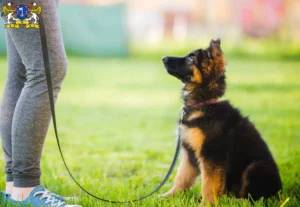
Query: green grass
0 56 299 207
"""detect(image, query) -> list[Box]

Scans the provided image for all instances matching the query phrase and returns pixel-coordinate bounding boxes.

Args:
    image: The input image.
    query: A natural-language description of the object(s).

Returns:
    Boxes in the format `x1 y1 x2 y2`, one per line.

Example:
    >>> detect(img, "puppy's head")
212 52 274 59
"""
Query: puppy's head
163 39 226 101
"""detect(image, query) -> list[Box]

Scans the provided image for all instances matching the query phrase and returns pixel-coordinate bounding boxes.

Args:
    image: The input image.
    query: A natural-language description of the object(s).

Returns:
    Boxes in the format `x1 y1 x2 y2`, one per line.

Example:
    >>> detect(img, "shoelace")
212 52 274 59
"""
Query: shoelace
34 190 66 207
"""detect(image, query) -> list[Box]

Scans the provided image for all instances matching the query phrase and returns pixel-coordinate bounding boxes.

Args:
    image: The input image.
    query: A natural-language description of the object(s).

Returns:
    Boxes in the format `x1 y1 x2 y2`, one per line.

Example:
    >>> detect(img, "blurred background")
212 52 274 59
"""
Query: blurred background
0 0 300 58
0 1 300 206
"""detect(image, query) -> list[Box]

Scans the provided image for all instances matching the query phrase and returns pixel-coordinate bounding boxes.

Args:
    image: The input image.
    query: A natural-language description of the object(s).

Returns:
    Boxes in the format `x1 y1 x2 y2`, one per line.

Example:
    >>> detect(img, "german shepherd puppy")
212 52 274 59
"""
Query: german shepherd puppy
161 39 282 206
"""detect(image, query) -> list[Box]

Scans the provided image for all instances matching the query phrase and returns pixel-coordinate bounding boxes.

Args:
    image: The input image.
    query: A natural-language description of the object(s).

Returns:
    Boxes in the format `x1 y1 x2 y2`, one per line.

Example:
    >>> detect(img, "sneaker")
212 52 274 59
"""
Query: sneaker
0 189 69 204
43 189 65 202
0 191 11 197
0 191 10 205
49 193 78 202
37 189 77 202
4 185 81 207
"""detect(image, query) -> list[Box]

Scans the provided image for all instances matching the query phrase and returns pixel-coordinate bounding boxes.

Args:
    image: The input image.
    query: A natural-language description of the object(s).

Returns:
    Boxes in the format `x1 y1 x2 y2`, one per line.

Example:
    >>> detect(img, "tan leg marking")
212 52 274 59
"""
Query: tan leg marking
200 160 226 206
161 149 200 197
162 127 205 197
239 163 256 198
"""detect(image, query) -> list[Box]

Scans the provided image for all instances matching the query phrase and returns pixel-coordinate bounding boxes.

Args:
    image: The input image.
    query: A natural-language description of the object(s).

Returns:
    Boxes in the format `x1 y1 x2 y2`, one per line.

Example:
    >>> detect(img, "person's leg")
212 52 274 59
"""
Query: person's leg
0 31 27 194
5 0 67 200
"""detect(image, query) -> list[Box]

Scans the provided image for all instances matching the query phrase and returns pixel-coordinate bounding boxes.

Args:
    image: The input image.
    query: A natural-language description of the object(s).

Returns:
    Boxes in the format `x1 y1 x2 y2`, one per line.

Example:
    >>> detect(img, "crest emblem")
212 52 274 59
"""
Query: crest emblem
2 2 42 29
16 5 29 19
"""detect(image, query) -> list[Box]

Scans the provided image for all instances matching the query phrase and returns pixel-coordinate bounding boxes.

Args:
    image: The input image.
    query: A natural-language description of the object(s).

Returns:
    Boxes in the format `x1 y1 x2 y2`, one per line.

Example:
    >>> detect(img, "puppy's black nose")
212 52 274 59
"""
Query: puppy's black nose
162 56 169 63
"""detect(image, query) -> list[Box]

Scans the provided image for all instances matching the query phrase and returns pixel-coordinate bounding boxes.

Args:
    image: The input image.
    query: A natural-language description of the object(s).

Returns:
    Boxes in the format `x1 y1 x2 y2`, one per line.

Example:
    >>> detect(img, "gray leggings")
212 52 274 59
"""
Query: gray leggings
0 0 67 187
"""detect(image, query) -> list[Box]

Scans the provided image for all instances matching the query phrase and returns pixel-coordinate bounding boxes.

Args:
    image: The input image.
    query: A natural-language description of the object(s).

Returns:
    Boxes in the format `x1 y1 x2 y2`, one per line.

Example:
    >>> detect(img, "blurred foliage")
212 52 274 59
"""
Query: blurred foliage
131 38 300 61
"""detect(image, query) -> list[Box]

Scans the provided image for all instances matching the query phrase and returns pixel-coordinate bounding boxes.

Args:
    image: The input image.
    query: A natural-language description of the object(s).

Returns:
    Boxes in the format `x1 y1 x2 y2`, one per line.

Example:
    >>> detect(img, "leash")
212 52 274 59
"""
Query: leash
38 14 181 203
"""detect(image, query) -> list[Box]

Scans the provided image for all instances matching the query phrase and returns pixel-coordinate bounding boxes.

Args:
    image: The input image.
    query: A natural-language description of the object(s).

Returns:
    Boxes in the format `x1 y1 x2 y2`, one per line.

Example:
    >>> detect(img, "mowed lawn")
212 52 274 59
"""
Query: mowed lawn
0 57 299 207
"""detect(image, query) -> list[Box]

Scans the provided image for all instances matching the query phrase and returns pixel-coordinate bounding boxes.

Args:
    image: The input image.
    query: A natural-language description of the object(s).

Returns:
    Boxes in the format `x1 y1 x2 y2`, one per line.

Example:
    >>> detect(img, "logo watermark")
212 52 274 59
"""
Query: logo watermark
2 2 42 29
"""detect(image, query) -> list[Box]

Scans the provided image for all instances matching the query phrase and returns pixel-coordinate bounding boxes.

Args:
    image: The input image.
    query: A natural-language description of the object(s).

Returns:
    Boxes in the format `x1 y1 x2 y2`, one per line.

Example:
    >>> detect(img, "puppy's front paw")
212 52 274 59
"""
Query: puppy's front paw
199 202 209 207
159 188 179 198
159 191 173 198
200 199 213 207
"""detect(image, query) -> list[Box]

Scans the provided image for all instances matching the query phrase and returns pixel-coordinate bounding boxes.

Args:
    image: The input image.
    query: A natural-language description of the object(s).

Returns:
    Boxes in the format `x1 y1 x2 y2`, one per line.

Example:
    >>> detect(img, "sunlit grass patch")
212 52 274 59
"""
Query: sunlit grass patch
0 57 299 206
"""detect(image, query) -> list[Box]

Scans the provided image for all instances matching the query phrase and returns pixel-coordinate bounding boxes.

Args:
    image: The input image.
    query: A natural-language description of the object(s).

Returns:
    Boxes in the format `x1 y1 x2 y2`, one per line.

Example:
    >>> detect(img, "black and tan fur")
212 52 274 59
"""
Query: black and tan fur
161 39 282 206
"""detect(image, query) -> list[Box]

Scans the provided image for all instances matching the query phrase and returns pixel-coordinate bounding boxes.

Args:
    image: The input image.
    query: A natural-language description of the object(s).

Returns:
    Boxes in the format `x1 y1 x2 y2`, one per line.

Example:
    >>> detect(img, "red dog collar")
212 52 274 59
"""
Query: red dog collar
183 98 218 113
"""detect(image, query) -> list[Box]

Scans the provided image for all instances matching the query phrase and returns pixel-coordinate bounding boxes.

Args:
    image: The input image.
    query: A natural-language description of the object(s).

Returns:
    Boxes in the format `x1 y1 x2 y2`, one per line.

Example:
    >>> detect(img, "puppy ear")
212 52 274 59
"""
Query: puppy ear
209 38 222 58
210 38 221 47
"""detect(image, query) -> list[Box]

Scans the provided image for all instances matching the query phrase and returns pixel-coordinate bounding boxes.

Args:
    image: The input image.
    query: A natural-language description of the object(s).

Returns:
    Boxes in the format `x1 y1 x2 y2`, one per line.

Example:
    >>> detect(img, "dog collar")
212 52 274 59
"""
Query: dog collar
183 98 218 114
